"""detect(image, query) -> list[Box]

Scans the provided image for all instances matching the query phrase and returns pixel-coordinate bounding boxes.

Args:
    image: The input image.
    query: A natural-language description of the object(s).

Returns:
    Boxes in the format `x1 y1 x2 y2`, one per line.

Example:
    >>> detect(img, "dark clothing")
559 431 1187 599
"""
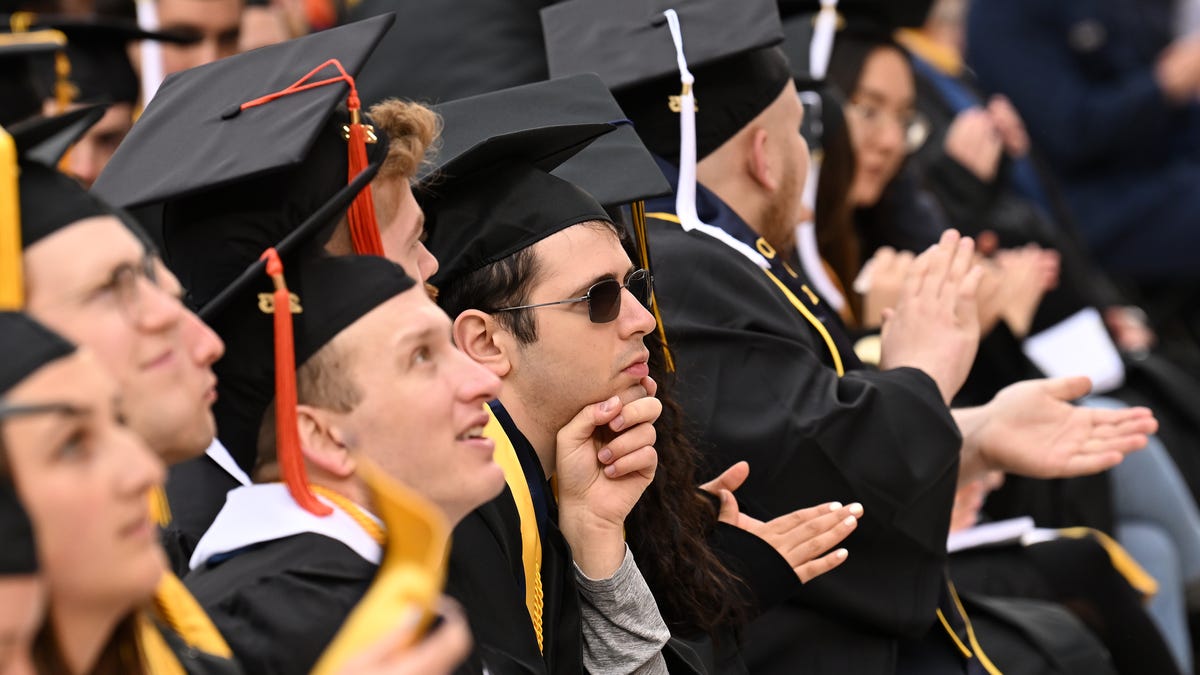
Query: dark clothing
966 0 1200 279
644 161 969 673
185 532 374 675
445 401 585 675
157 621 246 675
951 537 1181 675
162 455 243 577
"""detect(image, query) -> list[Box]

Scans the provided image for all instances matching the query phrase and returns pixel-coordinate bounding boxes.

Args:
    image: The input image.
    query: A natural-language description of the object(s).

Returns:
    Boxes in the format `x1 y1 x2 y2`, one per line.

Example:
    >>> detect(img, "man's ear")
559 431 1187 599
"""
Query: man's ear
295 404 356 479
746 126 780 193
453 309 513 378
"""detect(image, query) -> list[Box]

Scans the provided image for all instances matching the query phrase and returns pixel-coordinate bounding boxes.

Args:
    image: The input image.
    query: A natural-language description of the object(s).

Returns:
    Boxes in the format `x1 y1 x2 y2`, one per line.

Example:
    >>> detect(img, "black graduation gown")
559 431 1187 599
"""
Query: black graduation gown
643 174 964 672
185 532 374 675
156 621 246 675
445 401 585 675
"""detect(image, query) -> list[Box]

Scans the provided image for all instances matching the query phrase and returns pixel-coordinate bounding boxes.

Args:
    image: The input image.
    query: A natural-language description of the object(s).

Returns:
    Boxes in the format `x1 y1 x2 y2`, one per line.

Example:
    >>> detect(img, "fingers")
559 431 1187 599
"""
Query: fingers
699 460 751 496
769 502 862 562
640 375 659 399
608 396 663 434
943 235 977 300
795 547 849 584
615 382 649 407
559 396 622 449
715 489 741 525
597 422 656 471
1062 450 1126 477
602 445 657 481
1041 375 1094 402
922 229 961 299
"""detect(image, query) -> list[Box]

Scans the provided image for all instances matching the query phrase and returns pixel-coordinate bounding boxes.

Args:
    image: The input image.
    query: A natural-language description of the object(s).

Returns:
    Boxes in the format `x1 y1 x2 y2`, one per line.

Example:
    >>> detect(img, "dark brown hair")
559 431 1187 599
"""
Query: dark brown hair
33 612 146 675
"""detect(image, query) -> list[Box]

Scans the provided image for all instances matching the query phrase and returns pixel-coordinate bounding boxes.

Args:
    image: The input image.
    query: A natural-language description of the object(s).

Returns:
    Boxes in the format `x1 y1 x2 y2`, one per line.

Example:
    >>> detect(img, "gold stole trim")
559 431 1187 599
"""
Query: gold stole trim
152 572 234 658
1058 527 1159 599
484 407 545 652
137 613 187 675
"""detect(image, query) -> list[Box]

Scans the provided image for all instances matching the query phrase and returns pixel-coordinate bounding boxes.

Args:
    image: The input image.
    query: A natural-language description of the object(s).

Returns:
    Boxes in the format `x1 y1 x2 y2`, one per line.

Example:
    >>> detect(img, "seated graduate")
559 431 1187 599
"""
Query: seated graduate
423 73 862 674
0 312 239 674
542 0 1157 672
3 115 238 668
0 411 43 675
91 15 401 561
182 251 499 675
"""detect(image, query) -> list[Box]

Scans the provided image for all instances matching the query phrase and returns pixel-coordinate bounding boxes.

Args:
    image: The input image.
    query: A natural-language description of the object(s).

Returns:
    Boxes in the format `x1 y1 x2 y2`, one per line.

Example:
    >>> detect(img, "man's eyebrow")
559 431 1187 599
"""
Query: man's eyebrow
0 402 88 422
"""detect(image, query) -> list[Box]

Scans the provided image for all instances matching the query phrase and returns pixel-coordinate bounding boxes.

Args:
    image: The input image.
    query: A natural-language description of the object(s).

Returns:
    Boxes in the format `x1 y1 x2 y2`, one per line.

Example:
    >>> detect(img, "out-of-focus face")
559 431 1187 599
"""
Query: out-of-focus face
4 351 166 620
155 0 242 75
502 224 656 433
24 218 224 463
42 103 134 190
760 81 810 252
0 576 43 675
330 288 504 525
375 178 439 283
845 46 918 207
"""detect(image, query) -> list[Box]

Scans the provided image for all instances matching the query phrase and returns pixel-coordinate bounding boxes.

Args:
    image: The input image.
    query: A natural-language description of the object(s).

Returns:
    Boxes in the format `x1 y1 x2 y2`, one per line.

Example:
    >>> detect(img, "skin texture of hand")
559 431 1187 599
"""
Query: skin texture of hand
337 600 472 675
954 376 1158 484
700 462 859 583
557 375 661 578
943 107 1005 182
879 229 984 405
993 245 1061 338
986 95 1031 158
1104 306 1157 354
856 247 916 328
1156 33 1200 103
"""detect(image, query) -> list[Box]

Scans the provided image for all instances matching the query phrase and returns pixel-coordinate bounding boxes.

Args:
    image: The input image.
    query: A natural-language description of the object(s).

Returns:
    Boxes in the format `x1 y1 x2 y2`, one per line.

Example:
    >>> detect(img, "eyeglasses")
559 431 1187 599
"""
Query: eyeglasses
844 100 931 153
493 268 652 324
91 254 162 324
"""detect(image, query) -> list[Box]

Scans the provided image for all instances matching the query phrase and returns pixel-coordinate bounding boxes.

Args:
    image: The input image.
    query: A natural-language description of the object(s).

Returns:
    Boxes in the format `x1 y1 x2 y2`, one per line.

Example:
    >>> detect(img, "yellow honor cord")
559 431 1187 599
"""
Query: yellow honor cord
631 201 675 372
136 613 188 675
947 581 1004 675
309 485 386 546
1059 527 1159 599
484 407 545 652
0 127 22 310
152 572 234 658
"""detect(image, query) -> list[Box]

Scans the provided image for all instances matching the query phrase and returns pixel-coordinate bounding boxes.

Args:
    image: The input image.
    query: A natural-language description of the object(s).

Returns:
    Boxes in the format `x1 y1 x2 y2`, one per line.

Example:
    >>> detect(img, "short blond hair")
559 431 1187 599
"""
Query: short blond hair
368 99 442 183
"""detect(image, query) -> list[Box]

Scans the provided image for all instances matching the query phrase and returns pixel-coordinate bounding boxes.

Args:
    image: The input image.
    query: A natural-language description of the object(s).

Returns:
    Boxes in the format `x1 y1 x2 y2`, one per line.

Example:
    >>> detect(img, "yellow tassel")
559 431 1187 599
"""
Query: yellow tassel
631 201 675 372
310 456 450 674
148 486 172 527
152 572 233 658
0 127 23 311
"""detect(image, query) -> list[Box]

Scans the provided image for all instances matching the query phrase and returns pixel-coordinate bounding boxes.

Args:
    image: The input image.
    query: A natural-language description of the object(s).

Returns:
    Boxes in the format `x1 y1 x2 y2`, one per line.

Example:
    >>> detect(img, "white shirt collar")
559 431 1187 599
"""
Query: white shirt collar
189 483 382 571
205 438 253 486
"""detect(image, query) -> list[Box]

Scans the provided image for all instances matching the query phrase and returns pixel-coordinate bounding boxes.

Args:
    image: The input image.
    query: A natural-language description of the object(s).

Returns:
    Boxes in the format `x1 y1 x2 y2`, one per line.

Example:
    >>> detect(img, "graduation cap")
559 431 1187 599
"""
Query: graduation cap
349 0 551 106
7 103 107 166
542 0 788 162
0 28 65 126
205 251 416 507
418 122 617 294
779 0 935 32
425 75 677 366
91 14 397 316
0 312 78 576
14 14 200 107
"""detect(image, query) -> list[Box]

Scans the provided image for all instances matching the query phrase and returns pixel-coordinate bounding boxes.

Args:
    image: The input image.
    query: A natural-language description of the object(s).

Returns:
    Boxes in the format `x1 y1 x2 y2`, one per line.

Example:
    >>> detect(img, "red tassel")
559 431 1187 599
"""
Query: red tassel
262 248 332 517
238 60 384 257
346 99 384 256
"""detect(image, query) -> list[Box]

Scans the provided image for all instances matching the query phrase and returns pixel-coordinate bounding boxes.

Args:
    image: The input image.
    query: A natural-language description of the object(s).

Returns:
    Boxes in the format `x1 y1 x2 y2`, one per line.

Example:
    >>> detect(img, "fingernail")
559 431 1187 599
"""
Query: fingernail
597 448 613 463
835 548 848 560
848 503 863 516
600 398 614 413
843 516 857 527
604 465 617 477
828 502 842 511
611 415 625 431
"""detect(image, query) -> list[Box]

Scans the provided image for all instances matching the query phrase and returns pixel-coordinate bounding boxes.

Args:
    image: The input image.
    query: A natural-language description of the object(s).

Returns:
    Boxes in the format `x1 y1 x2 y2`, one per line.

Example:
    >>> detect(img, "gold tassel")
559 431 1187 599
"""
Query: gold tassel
631 201 675 372
0 127 23 311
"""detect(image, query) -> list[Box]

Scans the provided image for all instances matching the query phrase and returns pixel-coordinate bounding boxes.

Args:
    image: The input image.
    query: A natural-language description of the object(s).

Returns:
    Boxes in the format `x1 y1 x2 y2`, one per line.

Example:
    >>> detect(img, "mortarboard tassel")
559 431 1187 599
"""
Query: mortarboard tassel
630 200 675 372
261 248 332 517
0 127 23 310
238 59 385 257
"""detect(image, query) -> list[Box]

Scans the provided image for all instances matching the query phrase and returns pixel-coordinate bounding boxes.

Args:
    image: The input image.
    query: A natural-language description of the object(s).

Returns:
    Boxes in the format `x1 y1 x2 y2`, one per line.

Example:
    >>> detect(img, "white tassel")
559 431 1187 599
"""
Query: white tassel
137 0 164 105
662 9 769 269
809 0 839 81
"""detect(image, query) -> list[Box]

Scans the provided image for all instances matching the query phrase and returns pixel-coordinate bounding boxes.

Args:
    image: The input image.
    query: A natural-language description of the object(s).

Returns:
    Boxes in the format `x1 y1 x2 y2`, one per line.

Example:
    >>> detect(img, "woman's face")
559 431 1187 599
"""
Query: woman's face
845 47 919 207
0 576 43 675
3 350 165 618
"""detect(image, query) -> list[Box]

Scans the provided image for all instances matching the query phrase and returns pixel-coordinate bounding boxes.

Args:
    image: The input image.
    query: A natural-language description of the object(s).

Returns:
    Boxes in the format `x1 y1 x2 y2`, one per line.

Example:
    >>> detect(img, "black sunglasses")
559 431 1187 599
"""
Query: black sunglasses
493 268 652 324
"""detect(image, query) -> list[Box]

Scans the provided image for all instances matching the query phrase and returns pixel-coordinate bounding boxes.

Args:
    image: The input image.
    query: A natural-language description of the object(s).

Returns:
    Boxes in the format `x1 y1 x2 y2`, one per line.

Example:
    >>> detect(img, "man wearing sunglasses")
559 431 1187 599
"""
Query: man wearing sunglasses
420 122 674 673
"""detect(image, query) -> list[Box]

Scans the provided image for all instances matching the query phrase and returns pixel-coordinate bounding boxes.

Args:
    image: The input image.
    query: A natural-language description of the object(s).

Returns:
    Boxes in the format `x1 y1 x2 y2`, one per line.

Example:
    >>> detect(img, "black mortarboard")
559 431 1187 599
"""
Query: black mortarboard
91 15 397 315
426 74 671 208
0 29 64 126
17 15 199 105
350 0 551 106
7 103 106 166
542 0 789 162
418 122 616 292
0 312 76 576
779 0 935 32
205 252 416 508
